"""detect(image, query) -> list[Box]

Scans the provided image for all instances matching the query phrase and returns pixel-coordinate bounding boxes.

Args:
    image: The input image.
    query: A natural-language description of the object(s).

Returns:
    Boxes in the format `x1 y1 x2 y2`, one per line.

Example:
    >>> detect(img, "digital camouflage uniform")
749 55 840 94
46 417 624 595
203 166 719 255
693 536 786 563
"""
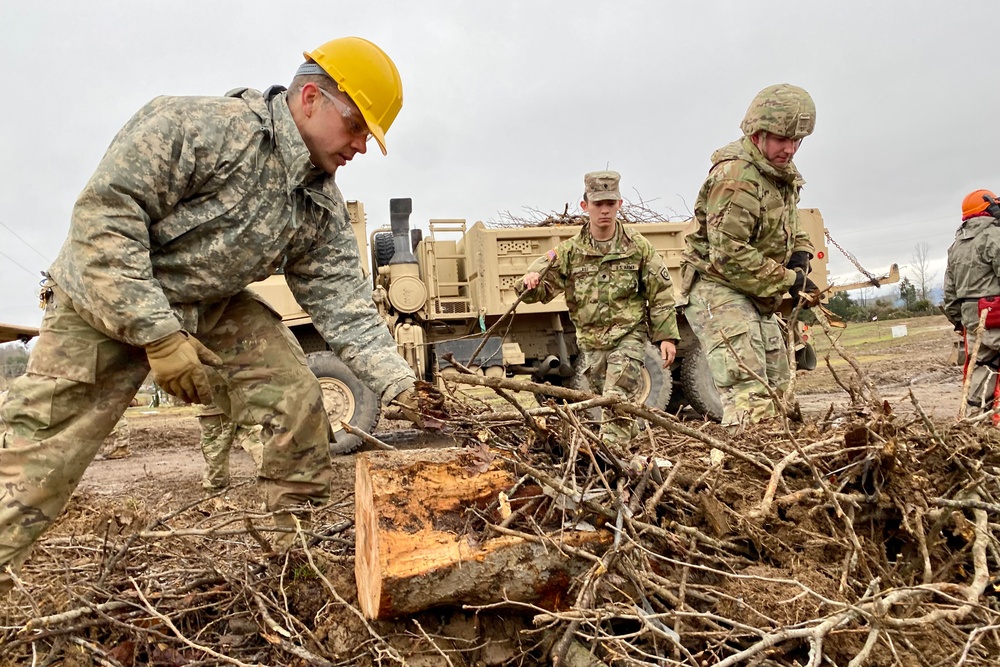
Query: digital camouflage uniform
682 135 814 426
0 88 415 585
943 214 1000 411
518 216 679 449
101 415 131 460
197 404 264 491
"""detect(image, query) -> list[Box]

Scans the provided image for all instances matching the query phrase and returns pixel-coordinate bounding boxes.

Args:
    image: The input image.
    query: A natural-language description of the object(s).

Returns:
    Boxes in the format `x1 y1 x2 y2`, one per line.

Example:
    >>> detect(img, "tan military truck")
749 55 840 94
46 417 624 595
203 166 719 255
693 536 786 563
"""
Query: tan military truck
249 199 896 450
0 323 38 344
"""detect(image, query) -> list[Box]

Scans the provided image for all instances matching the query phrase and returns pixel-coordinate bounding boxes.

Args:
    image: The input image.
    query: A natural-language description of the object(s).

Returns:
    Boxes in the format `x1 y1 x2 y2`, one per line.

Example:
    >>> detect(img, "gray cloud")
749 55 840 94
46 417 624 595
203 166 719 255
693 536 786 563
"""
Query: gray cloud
1 0 995 327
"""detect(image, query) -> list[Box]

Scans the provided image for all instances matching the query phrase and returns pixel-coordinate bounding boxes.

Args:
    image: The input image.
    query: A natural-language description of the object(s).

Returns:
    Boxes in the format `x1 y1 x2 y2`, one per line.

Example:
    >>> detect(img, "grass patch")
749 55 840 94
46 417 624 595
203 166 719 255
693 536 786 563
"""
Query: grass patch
807 315 950 354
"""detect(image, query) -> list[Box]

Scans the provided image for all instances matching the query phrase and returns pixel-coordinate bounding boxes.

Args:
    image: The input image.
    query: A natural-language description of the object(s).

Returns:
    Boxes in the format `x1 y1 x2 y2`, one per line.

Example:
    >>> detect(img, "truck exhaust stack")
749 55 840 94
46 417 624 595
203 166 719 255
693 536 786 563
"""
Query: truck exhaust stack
388 198 418 265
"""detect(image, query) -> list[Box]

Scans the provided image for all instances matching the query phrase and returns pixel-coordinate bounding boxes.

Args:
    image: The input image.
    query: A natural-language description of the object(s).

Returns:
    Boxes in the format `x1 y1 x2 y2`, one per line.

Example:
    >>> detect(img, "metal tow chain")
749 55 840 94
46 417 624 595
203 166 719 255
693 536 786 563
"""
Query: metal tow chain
824 230 882 288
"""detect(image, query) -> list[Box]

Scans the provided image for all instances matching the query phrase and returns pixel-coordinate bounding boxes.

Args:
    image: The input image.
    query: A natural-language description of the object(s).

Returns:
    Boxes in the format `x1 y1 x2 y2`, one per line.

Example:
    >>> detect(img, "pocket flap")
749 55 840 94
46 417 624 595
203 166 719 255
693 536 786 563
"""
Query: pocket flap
706 320 751 355
27 333 98 384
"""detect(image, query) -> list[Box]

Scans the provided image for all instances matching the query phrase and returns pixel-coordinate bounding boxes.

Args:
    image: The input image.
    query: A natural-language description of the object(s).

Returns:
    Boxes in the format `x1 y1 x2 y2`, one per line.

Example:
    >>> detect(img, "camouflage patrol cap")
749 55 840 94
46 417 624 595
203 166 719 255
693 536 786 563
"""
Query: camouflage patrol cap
740 84 816 140
584 171 622 202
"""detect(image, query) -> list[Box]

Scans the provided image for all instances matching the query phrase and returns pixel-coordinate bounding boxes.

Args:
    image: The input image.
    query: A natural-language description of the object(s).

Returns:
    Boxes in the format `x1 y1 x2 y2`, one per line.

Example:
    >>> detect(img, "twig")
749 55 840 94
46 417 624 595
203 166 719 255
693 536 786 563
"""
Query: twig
128 578 256 667
443 352 546 437
465 256 555 367
340 422 396 450
813 308 883 407
446 373 774 473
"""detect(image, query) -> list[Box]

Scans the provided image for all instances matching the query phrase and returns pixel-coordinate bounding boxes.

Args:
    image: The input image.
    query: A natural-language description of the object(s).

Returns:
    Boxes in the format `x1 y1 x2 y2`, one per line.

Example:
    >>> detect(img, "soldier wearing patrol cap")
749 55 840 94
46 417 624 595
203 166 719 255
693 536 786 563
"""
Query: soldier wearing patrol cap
0 36 427 595
681 83 820 427
517 171 680 451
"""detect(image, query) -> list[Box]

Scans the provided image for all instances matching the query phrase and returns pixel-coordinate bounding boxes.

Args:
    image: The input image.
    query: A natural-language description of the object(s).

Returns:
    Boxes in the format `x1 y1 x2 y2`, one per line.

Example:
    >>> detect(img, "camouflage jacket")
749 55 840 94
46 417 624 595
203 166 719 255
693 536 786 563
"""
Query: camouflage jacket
682 136 814 313
516 223 680 353
48 88 414 400
943 215 1000 328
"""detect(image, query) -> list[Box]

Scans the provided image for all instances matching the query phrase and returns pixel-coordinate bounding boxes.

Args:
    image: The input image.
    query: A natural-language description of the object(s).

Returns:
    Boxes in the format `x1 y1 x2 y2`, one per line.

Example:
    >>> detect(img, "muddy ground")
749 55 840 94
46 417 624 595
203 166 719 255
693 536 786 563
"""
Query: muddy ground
80 314 962 501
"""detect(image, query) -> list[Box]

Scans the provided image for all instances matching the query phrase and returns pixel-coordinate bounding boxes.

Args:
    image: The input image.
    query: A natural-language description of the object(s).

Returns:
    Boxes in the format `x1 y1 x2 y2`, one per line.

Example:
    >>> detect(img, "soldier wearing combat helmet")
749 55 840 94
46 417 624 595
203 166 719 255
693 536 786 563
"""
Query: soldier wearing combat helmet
517 171 680 451
681 83 820 427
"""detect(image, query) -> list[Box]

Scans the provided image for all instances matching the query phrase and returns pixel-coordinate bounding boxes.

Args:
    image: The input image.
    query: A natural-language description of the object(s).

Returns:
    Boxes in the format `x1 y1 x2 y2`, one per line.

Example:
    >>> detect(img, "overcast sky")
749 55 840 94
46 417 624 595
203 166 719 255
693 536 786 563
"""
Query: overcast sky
1 1 996 328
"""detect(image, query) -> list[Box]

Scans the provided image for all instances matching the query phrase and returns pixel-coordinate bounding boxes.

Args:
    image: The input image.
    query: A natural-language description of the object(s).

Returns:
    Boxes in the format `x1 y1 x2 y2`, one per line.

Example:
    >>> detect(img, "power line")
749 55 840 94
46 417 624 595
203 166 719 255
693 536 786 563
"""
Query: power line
0 248 42 280
0 217 52 264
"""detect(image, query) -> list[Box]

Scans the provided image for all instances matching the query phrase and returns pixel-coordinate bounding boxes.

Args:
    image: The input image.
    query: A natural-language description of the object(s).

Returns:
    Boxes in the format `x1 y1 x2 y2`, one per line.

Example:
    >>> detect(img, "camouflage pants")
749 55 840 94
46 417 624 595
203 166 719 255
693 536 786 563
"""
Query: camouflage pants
101 415 131 459
198 414 264 491
580 333 645 449
0 284 332 576
686 279 789 426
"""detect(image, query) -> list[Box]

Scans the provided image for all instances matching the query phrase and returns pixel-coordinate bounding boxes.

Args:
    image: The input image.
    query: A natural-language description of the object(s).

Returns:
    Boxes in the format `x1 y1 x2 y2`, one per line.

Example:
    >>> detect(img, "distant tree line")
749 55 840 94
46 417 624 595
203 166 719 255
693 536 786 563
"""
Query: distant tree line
0 342 29 388
825 276 940 323
822 242 944 323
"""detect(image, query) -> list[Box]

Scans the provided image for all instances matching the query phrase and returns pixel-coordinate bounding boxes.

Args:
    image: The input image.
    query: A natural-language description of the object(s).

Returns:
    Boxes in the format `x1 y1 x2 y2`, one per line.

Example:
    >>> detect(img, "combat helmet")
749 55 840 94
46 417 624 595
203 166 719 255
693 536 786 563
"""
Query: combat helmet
740 84 815 140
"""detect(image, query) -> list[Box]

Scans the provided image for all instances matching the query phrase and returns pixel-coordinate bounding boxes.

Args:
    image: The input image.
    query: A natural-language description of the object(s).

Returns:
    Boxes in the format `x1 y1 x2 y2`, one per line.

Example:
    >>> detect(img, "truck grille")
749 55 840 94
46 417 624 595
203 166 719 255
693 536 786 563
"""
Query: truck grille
498 240 535 255
435 300 471 315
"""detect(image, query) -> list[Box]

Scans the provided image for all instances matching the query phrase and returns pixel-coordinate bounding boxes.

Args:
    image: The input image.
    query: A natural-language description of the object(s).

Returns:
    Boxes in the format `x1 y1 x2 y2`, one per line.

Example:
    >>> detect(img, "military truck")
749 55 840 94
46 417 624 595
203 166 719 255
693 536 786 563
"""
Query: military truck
0 323 38 345
249 199 896 450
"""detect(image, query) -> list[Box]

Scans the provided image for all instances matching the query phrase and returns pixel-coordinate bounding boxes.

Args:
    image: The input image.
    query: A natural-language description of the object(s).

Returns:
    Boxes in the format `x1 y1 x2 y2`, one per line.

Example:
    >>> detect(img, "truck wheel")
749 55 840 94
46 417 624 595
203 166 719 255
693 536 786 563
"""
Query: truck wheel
795 342 817 371
665 364 684 415
638 343 673 411
569 343 671 410
374 232 395 268
307 351 381 455
679 346 724 422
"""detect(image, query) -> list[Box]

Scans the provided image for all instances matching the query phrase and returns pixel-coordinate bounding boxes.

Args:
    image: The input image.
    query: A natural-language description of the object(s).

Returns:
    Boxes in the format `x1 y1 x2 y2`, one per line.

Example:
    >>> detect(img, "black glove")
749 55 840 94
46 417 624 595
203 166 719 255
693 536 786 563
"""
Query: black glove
982 192 1000 220
954 321 964 333
786 250 812 274
788 270 819 307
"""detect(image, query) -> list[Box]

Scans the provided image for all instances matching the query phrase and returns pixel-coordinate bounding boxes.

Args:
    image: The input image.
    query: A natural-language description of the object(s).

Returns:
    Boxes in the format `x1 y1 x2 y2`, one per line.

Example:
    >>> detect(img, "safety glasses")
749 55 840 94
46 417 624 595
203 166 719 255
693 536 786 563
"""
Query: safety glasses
317 87 372 143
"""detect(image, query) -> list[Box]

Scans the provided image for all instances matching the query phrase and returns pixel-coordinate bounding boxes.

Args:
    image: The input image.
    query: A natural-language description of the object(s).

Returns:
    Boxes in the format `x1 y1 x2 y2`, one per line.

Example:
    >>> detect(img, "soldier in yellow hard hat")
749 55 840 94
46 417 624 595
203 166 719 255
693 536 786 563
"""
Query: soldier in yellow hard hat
0 37 424 595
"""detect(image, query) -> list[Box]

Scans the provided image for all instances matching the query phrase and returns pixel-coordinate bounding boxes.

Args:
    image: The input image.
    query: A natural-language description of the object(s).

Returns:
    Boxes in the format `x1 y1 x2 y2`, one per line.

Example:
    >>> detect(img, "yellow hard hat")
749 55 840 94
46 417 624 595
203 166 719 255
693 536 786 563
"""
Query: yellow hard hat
304 37 403 156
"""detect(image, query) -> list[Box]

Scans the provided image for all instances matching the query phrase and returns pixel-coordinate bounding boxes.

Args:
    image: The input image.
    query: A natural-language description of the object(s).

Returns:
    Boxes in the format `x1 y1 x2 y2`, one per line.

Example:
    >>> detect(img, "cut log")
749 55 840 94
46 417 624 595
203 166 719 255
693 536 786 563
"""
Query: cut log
355 447 610 619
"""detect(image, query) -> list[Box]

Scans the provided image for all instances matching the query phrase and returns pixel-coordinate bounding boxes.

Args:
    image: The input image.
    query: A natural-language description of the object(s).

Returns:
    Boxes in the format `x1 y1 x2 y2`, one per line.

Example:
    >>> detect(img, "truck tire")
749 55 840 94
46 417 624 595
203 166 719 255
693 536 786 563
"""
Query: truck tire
374 232 395 268
307 351 381 455
639 343 673 411
795 342 817 371
569 343 671 410
679 346 724 423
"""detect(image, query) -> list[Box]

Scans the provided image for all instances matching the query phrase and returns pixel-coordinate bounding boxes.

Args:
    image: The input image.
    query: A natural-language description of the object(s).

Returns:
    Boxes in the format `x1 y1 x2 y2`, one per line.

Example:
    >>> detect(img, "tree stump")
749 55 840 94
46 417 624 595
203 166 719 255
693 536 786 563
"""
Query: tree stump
355 447 609 619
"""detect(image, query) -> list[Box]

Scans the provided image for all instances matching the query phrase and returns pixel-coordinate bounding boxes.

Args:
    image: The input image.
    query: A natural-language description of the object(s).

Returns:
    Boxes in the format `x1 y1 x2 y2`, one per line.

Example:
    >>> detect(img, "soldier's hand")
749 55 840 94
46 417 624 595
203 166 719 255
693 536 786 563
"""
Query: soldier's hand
954 321 964 334
145 331 222 405
522 272 542 290
393 387 423 426
660 340 677 367
788 269 806 301
786 250 811 274
392 384 446 430
799 278 823 308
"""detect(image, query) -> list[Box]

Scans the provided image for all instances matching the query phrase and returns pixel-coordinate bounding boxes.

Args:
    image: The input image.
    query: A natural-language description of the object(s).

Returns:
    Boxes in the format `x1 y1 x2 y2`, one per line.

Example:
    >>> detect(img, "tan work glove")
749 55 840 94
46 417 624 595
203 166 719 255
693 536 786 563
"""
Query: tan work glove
392 383 446 430
393 387 423 425
145 331 223 405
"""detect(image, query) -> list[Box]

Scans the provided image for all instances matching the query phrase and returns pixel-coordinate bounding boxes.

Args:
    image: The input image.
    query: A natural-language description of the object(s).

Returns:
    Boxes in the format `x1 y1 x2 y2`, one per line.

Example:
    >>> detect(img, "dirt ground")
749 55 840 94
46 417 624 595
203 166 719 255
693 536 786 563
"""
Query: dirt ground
794 313 963 420
77 314 963 511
